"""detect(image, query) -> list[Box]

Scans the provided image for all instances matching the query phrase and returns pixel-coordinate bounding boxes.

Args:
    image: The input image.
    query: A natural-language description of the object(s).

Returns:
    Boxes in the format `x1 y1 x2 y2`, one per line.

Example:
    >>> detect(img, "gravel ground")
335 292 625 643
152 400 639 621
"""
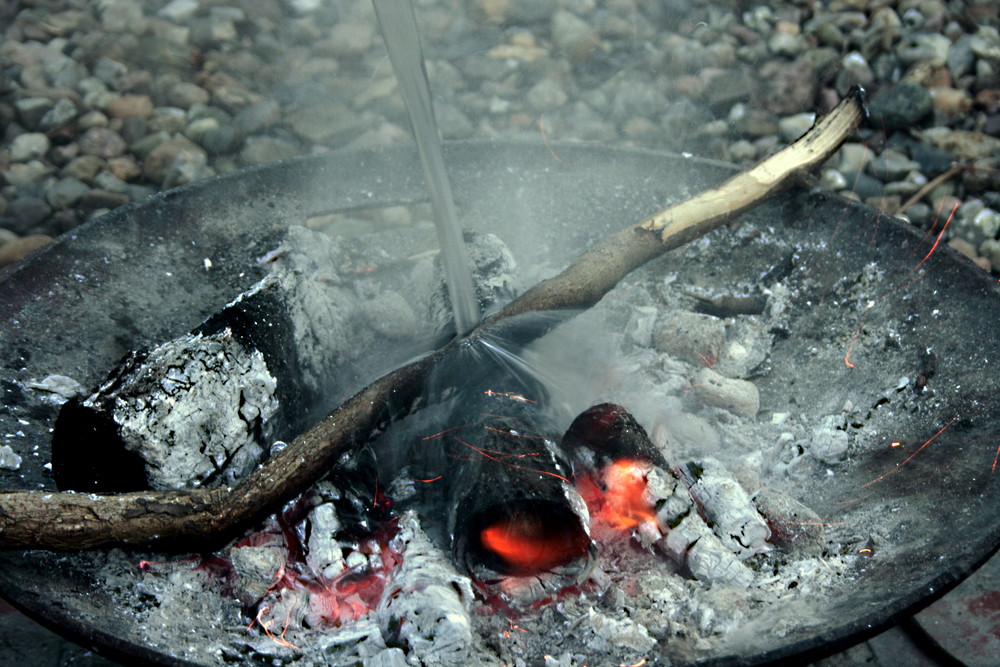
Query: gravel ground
2 0 1000 270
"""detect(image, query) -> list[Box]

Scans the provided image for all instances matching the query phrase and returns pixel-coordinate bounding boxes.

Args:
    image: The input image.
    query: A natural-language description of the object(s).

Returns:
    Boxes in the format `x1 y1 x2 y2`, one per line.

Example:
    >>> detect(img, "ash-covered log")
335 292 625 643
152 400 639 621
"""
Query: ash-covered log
52 275 308 492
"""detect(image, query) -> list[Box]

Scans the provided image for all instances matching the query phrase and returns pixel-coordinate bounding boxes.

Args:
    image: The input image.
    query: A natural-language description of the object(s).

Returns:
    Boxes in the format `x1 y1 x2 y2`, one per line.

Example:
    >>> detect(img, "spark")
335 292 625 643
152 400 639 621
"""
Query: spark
891 441 902 448
992 443 1000 474
502 619 529 638
451 437 569 483
483 390 537 403
696 352 714 368
249 604 301 651
780 520 848 526
906 201 957 280
622 660 647 667
539 114 562 163
414 475 442 483
861 418 957 488
844 301 874 368
858 548 873 555
422 423 476 440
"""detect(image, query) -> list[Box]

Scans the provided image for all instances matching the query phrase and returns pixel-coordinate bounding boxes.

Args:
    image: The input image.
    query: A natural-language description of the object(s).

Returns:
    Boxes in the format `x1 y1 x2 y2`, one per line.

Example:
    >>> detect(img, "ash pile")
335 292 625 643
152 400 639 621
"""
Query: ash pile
54 219 872 666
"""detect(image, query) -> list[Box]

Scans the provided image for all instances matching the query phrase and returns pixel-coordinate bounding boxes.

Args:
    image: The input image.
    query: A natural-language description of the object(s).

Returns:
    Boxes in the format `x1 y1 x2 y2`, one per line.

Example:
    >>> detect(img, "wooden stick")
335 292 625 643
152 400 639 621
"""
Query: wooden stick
0 89 867 551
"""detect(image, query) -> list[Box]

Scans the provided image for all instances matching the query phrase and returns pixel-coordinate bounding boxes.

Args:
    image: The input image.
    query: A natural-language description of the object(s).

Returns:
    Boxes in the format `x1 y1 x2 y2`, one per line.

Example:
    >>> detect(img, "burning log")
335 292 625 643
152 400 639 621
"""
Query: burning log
0 88 867 551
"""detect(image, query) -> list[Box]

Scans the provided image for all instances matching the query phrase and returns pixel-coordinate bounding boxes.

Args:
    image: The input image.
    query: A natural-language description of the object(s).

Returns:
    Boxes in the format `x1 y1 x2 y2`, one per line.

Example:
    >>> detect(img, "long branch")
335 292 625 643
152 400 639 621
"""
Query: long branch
0 89 866 551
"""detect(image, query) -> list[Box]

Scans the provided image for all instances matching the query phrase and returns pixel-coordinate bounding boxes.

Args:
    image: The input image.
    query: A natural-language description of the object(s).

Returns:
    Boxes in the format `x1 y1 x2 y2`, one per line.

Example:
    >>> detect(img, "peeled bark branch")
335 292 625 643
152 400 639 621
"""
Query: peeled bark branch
0 89 867 551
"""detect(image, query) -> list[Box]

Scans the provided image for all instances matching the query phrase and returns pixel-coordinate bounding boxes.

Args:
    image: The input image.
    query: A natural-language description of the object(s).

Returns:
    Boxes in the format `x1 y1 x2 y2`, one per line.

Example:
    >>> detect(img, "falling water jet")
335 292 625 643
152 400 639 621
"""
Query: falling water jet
372 0 481 335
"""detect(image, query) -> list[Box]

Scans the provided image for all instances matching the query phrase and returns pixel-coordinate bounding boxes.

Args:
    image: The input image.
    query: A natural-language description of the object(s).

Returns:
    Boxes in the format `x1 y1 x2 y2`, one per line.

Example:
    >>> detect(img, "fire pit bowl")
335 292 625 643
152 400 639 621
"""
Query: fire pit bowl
1 140 999 665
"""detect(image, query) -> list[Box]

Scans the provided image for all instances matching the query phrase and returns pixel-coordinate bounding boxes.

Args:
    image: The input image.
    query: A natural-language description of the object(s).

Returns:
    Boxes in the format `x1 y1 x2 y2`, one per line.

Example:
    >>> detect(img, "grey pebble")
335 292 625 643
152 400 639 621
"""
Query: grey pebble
77 189 131 211
846 171 885 199
551 9 599 62
78 127 127 158
777 113 815 142
199 123 241 155
46 177 91 209
3 162 54 187
837 143 875 174
142 136 207 184
819 168 848 191
39 98 79 130
527 78 568 112
4 196 52 233
157 0 199 22
234 100 282 136
869 149 920 181
239 135 301 165
14 97 55 130
62 155 105 182
9 133 50 162
868 82 933 131
167 82 211 109
911 141 955 177
93 171 128 193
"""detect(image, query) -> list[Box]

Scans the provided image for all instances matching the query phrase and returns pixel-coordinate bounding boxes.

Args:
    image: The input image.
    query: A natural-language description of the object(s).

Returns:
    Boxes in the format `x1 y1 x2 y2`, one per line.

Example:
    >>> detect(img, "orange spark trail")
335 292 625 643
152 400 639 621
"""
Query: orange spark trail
539 114 562 163
837 469 944 506
483 390 537 403
452 437 569 483
844 305 872 368
249 605 302 650
906 202 957 280
992 444 1000 474
861 417 957 488
422 423 477 440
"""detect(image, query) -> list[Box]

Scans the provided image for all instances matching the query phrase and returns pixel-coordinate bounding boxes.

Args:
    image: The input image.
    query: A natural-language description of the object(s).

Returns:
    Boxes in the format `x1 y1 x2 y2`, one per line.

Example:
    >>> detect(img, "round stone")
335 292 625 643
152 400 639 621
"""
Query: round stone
867 82 932 131
78 127 127 158
9 133 50 162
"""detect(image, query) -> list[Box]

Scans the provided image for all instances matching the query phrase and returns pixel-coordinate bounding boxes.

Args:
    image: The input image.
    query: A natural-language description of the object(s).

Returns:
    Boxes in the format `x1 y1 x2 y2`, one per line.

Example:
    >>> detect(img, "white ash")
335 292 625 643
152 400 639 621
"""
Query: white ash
262 226 363 394
89 330 277 490
647 465 693 530
678 457 771 560
24 374 84 403
305 501 346 580
654 310 726 366
686 367 760 418
0 445 22 470
808 414 851 464
686 529 756 589
362 290 419 340
420 231 521 323
230 539 286 601
377 511 474 666
578 607 657 655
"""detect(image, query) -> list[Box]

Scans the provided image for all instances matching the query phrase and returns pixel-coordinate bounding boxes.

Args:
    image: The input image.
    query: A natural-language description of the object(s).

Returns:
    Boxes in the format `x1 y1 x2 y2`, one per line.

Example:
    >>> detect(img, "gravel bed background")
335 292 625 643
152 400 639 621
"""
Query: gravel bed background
2 0 1000 270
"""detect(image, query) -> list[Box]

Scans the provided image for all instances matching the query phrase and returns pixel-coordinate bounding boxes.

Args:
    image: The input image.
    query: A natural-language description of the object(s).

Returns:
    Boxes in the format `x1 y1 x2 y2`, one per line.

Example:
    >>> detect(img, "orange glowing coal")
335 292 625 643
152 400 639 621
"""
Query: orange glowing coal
480 516 588 574
600 459 657 530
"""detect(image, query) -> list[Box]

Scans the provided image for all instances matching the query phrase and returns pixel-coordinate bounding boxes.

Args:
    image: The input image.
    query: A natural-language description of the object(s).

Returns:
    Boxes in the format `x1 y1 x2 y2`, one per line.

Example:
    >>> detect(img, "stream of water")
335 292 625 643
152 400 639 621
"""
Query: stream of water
371 0 481 336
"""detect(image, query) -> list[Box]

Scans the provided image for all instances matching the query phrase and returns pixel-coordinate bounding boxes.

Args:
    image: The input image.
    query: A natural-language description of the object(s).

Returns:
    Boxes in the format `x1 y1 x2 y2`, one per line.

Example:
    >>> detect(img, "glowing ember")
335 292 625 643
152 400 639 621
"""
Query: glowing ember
480 515 590 574
599 459 658 531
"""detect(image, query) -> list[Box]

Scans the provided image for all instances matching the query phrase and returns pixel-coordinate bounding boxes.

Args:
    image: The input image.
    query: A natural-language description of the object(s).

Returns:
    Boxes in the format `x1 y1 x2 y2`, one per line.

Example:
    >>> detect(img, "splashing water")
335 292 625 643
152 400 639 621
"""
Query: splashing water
372 0 481 335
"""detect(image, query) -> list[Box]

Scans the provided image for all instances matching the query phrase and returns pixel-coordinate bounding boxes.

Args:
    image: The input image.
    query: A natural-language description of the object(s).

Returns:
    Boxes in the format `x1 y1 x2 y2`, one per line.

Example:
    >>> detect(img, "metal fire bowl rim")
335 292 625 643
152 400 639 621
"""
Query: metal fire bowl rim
0 139 998 666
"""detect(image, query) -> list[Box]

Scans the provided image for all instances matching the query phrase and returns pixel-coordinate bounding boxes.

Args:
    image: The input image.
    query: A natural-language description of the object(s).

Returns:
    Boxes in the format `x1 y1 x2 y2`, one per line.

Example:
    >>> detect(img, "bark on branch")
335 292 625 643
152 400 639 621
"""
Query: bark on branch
0 89 867 551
